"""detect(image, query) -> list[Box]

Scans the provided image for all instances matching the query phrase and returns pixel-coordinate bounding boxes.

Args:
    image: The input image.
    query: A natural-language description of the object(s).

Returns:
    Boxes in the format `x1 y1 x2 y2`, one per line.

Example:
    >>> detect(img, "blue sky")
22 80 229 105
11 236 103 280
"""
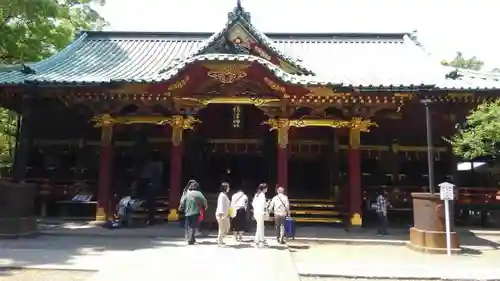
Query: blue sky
94 0 500 69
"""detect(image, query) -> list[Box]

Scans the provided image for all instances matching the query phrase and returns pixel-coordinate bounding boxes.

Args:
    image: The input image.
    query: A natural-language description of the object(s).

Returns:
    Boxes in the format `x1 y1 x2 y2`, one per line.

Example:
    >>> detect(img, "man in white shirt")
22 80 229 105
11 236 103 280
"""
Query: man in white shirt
268 186 290 244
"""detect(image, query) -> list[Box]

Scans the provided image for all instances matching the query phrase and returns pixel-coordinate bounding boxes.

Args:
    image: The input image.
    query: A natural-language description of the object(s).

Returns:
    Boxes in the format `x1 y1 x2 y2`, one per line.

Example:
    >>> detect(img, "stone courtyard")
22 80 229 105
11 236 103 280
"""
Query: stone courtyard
0 223 499 281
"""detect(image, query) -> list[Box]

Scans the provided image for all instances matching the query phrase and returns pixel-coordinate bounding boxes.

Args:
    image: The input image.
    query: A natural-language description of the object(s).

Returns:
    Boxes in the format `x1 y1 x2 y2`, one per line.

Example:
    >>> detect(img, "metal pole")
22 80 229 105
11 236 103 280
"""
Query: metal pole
444 199 452 256
423 100 435 194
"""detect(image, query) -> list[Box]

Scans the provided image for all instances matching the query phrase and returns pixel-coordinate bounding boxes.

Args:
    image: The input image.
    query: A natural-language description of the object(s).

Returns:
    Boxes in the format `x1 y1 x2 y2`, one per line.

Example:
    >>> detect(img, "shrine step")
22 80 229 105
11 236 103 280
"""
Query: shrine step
132 197 170 221
289 198 345 225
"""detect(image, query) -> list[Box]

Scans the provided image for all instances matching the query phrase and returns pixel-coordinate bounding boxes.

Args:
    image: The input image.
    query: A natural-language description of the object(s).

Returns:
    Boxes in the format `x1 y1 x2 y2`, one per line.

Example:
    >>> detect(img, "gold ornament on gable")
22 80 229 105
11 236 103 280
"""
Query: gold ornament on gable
263 77 287 94
204 63 249 84
168 76 190 91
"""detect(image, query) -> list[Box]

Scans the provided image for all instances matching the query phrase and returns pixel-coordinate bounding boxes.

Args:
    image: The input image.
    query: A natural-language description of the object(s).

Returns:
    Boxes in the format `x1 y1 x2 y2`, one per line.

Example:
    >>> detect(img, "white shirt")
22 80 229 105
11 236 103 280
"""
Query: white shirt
118 196 132 216
216 192 231 216
252 192 267 215
231 191 248 210
269 193 290 217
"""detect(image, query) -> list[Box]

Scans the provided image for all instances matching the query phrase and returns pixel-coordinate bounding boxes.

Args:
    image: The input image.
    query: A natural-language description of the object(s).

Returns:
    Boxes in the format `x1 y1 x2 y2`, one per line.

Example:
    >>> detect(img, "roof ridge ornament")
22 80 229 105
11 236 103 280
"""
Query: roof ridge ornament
228 0 251 23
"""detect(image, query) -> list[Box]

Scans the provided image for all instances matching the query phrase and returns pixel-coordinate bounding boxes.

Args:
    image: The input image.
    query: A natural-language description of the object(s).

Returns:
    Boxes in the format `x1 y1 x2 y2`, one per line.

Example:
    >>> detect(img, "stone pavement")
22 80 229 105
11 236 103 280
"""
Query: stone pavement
0 235 300 281
1 226 500 280
291 243 500 280
86 239 299 281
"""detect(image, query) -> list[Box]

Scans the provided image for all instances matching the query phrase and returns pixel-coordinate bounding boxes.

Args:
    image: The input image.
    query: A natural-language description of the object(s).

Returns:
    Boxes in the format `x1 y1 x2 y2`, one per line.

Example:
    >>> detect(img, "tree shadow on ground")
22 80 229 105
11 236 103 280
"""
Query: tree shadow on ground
0 230 189 278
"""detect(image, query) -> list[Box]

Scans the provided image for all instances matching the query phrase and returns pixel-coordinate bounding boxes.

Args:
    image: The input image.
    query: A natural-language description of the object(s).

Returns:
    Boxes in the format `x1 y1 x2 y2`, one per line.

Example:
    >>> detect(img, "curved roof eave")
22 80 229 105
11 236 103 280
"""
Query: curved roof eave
113 54 341 87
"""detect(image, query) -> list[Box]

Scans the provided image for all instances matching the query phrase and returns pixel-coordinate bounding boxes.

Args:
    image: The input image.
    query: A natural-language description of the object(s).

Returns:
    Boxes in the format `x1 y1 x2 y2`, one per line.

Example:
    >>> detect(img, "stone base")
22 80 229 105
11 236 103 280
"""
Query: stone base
0 217 38 239
408 227 461 254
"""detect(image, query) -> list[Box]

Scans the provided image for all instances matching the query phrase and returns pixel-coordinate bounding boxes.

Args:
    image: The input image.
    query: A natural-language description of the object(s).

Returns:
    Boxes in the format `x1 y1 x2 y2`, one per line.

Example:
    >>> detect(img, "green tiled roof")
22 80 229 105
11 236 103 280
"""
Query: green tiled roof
1 3 499 90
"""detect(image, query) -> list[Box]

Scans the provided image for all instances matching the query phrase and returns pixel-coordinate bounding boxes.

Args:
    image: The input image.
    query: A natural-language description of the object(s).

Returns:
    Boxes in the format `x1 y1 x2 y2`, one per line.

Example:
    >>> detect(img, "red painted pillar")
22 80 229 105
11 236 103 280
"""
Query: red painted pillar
348 128 362 226
167 115 185 221
96 116 114 222
276 118 289 191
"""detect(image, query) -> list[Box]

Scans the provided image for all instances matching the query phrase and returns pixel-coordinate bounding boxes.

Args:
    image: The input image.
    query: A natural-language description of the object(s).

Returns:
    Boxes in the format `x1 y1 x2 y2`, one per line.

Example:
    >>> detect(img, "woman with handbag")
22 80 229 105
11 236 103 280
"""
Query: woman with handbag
179 180 207 245
215 182 231 247
230 186 248 241
252 183 268 248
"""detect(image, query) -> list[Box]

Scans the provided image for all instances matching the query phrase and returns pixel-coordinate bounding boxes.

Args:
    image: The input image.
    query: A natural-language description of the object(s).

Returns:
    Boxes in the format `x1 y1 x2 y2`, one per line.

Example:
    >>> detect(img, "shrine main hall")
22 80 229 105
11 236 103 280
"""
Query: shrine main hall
1 2 499 226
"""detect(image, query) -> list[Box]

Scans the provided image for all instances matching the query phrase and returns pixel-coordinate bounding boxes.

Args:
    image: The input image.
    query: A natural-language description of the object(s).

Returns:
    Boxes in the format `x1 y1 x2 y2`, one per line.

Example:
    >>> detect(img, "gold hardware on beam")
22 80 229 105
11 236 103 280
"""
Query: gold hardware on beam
447 92 474 98
203 63 249 84
263 77 286 94
115 116 171 125
394 93 414 98
178 96 280 106
349 117 377 132
167 76 190 91
167 115 200 146
91 114 115 127
262 118 351 129
91 115 200 127
165 115 200 130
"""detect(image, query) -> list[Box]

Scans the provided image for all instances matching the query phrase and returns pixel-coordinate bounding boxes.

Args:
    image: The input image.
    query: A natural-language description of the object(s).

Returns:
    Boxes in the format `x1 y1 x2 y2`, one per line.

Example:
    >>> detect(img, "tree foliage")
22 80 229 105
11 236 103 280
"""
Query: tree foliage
0 0 106 64
0 0 106 169
441 51 484 71
449 100 500 160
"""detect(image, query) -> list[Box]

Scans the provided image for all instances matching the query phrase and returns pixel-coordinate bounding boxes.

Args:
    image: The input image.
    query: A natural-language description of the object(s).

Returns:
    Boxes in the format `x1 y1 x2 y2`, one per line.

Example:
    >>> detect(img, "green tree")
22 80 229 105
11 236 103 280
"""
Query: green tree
0 0 106 64
0 0 106 170
449 100 500 160
441 51 484 71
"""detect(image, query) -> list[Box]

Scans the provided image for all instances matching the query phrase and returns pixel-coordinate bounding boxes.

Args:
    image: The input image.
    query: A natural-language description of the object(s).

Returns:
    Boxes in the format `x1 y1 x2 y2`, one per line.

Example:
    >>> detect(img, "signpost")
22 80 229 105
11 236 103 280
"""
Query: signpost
439 182 455 256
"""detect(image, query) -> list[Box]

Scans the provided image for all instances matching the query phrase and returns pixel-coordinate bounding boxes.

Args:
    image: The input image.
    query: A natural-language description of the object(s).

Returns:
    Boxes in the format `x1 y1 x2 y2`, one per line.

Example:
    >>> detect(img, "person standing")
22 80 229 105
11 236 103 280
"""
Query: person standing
215 182 231 247
230 186 248 241
252 183 268 248
375 189 390 236
268 186 290 244
179 181 207 245
138 156 163 226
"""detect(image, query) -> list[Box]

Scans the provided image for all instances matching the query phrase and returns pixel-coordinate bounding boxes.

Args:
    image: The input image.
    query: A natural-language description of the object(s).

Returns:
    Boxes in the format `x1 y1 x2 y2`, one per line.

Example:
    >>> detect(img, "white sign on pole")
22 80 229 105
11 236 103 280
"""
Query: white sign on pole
439 182 455 201
438 182 455 257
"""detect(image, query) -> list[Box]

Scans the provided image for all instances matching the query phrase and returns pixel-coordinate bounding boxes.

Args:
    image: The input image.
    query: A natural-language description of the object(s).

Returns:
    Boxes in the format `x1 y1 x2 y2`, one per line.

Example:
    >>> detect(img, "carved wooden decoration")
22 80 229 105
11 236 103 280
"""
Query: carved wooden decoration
203 63 249 84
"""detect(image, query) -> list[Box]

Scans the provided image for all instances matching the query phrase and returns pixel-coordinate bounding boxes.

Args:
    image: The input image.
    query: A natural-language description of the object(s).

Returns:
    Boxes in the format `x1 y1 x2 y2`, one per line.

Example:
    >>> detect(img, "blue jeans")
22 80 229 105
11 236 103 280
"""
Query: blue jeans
185 215 200 244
